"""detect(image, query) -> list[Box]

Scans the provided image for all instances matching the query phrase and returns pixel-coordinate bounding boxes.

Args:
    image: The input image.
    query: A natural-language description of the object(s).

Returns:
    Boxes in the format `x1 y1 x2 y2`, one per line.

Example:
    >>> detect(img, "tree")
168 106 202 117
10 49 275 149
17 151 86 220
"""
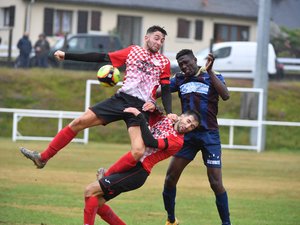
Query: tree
271 26 300 57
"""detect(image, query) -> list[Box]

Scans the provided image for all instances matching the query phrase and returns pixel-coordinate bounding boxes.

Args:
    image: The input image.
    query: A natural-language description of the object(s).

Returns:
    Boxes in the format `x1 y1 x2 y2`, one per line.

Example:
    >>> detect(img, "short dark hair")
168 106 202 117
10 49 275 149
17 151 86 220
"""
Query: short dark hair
147 25 167 36
183 110 201 126
176 49 195 60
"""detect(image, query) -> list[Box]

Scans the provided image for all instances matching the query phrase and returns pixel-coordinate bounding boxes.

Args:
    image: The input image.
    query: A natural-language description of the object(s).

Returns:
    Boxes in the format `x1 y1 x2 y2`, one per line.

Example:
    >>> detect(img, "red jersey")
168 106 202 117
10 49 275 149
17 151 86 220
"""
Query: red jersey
108 45 171 103
140 114 184 173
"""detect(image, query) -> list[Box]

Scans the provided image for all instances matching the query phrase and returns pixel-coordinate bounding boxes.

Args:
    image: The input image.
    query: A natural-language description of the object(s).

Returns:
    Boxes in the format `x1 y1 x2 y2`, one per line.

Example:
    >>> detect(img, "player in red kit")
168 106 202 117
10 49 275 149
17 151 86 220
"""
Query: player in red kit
83 107 200 225
20 25 172 171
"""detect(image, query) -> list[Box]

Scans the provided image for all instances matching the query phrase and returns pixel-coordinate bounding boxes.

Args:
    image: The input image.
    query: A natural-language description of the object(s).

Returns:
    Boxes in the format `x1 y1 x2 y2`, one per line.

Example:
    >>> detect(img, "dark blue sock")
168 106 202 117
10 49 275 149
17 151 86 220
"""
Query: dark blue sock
216 191 231 225
162 186 177 223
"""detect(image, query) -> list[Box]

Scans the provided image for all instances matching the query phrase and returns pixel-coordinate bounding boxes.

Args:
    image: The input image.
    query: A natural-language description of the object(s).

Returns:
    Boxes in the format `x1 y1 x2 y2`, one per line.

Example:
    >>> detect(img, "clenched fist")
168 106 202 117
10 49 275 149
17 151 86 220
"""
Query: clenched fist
54 50 65 61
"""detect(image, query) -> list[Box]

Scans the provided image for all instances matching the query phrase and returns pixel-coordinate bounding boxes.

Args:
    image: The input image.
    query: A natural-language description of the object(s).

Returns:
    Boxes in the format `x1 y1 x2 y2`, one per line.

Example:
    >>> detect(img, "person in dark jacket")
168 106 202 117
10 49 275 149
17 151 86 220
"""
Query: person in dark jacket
16 32 32 68
34 33 50 68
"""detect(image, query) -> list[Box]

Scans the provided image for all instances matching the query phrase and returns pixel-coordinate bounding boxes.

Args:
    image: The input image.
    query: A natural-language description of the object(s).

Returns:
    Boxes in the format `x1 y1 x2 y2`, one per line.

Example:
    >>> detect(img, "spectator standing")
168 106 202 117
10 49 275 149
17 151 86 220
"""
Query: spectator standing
34 33 50 67
16 32 32 68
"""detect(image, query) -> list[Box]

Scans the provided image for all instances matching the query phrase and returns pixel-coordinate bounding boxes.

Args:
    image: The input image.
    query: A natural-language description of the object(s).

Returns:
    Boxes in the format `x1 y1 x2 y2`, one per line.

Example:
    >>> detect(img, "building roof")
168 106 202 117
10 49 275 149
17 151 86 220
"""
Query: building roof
33 0 300 29
271 0 300 29
35 0 259 20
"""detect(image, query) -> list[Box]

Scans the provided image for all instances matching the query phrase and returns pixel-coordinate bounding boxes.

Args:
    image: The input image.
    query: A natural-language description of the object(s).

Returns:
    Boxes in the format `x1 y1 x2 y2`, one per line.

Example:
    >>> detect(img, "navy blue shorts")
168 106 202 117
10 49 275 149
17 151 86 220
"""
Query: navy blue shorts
90 92 149 128
99 162 149 201
174 129 222 168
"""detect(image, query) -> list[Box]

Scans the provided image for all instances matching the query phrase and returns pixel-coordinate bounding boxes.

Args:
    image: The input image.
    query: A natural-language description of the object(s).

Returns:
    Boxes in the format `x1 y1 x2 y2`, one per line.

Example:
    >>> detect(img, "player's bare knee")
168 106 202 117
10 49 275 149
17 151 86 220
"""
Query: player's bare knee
84 181 100 197
84 184 93 197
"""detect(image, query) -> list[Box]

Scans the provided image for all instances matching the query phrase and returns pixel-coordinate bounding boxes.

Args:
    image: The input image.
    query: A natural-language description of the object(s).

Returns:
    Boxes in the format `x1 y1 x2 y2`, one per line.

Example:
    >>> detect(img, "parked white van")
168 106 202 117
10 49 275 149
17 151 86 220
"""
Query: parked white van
171 41 277 79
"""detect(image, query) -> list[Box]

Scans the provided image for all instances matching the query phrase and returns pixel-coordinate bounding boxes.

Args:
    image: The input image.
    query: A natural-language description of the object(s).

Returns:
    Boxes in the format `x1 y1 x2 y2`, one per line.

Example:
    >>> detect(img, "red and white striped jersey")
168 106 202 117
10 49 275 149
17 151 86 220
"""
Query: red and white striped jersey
108 45 171 102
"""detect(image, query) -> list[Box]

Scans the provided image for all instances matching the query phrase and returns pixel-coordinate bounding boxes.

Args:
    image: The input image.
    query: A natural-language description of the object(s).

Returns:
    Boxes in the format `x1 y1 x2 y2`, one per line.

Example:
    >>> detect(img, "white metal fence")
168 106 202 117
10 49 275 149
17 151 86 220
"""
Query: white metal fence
277 57 300 72
84 80 300 152
1 79 300 152
0 108 86 143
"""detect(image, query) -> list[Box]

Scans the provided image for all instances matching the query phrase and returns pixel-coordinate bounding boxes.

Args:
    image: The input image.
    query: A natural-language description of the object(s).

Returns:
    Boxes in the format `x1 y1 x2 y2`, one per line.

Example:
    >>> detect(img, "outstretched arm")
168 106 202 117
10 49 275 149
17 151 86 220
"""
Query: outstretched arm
54 50 111 63
206 53 230 101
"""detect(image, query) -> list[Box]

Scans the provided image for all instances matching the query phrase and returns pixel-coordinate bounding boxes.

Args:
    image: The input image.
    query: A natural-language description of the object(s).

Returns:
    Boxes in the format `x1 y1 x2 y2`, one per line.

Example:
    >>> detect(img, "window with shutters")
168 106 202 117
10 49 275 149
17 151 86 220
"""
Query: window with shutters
91 11 101 31
117 15 141 46
53 10 73 36
43 8 102 35
44 8 54 36
195 20 203 40
77 11 88 33
177 18 191 38
1 7 12 26
214 23 249 42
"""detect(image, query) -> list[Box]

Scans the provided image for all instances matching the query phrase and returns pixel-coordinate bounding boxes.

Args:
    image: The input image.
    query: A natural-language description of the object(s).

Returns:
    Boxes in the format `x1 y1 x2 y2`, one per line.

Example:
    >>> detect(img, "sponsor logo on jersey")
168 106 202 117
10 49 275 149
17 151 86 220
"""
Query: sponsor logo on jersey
180 82 209 95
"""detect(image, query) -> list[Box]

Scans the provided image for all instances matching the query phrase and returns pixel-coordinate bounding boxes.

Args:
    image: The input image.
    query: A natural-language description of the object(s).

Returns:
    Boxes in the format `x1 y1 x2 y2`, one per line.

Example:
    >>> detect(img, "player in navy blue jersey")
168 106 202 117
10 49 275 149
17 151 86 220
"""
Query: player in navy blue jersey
162 49 231 225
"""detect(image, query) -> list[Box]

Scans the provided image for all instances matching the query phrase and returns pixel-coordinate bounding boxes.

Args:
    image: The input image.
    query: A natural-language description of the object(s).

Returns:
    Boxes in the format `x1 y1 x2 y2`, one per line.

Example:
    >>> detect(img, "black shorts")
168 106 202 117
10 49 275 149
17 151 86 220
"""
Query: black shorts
99 162 149 201
90 92 149 128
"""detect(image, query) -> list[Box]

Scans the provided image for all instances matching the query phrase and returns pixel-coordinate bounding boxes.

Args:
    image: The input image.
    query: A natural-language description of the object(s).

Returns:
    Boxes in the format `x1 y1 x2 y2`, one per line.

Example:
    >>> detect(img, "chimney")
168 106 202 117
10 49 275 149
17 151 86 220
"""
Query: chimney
202 0 208 6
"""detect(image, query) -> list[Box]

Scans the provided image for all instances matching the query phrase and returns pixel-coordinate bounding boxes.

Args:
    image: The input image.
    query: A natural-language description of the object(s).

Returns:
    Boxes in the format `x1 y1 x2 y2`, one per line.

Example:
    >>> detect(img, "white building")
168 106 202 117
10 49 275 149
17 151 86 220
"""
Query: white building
0 0 260 59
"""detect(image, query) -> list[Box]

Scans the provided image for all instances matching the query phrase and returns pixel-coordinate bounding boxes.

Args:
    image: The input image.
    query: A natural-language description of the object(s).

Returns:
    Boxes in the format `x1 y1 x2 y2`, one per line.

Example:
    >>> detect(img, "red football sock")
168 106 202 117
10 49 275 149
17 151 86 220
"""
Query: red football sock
97 204 126 225
104 151 137 176
84 196 99 225
40 126 77 161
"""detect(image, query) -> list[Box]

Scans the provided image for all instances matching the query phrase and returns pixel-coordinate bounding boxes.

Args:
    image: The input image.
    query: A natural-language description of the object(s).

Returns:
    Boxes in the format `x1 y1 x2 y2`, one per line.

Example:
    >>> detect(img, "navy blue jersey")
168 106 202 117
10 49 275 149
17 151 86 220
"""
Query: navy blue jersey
170 68 225 131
